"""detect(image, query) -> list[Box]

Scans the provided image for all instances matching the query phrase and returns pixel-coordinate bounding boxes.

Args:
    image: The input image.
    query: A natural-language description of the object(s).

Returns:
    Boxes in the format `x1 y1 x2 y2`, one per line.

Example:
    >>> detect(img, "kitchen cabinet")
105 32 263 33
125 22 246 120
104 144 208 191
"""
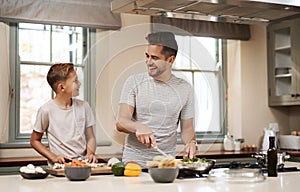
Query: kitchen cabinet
267 17 300 106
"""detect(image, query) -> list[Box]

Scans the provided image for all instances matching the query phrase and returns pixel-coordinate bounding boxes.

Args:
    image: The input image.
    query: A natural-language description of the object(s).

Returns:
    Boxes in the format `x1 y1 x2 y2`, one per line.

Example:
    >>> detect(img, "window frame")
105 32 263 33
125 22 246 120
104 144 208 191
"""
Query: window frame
174 37 227 144
6 23 96 146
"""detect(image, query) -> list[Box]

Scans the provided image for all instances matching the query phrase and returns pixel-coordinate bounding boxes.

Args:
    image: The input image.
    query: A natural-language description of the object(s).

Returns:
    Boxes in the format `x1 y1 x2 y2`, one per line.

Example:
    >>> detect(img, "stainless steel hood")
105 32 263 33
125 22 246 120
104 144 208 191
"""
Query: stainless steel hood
111 0 300 24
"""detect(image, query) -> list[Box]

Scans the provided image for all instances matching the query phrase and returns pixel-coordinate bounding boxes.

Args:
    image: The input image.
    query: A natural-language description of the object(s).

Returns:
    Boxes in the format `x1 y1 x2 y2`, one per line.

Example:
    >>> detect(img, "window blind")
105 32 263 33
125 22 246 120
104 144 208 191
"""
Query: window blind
0 0 121 29
152 16 250 40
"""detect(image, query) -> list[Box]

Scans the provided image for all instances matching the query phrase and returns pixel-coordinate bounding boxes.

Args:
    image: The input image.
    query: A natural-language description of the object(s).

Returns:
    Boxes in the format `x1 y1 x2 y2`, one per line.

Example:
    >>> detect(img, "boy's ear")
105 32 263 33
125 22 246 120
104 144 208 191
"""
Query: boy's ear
58 83 65 92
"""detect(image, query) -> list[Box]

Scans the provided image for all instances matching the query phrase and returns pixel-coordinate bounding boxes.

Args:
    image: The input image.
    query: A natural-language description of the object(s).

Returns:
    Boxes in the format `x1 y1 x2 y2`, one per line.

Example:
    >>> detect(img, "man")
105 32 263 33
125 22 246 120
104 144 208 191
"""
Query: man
116 32 197 168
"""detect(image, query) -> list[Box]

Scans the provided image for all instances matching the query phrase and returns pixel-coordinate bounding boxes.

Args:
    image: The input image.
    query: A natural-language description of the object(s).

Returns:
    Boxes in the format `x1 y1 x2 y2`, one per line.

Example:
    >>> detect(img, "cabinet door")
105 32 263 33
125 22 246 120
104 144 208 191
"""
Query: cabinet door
293 19 300 99
267 19 300 106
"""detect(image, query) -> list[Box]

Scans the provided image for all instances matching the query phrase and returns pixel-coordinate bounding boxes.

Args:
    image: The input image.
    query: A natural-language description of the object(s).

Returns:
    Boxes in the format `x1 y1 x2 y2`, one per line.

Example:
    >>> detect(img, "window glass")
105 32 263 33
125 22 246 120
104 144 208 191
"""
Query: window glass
190 37 218 71
19 26 51 62
52 26 83 64
174 36 191 69
194 72 221 132
20 65 51 133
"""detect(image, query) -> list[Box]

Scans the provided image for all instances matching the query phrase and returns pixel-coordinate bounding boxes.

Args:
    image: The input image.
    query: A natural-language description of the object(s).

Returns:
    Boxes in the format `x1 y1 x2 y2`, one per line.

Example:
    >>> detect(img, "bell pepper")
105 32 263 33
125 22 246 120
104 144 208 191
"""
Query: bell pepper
124 162 142 177
112 162 125 176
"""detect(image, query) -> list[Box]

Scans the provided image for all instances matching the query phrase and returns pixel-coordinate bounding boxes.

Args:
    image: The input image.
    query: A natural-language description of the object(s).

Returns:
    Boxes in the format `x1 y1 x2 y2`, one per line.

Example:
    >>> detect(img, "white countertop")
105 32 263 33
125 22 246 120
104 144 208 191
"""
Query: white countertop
1 162 300 192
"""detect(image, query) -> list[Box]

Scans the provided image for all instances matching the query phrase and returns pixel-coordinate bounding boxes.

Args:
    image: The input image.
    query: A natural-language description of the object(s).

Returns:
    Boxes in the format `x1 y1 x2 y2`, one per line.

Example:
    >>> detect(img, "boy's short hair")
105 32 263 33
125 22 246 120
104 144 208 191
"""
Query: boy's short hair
145 32 178 58
47 63 74 92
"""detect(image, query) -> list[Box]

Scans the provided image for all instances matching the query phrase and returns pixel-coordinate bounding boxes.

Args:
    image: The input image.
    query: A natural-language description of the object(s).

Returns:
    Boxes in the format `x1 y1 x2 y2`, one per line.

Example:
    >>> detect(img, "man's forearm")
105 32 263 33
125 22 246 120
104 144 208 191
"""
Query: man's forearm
182 132 196 145
116 118 142 134
180 119 196 144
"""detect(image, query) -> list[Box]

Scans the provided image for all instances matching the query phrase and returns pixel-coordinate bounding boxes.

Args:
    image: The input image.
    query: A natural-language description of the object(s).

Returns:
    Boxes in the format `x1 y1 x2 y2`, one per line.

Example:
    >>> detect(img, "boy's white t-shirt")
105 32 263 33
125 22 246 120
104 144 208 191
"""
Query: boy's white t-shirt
34 98 95 164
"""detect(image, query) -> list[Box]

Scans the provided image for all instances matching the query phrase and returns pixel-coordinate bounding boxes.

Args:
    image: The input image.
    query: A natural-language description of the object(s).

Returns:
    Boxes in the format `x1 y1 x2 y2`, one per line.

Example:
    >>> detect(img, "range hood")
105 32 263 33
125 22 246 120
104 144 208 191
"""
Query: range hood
111 0 300 24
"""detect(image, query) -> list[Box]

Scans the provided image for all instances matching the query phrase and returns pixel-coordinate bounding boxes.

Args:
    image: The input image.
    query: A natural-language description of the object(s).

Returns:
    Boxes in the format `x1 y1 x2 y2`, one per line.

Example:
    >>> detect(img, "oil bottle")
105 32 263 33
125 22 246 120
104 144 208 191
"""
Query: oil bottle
267 136 278 177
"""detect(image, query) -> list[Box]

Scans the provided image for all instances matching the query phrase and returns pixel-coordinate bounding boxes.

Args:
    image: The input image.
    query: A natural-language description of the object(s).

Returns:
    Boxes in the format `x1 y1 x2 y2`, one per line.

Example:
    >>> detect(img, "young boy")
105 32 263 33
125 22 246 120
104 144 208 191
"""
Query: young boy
30 63 97 166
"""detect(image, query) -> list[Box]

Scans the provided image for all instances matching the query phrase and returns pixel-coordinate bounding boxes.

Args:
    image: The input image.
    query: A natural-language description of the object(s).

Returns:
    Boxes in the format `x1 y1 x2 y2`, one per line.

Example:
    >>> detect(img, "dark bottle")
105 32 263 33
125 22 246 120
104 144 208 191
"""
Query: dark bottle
267 136 278 177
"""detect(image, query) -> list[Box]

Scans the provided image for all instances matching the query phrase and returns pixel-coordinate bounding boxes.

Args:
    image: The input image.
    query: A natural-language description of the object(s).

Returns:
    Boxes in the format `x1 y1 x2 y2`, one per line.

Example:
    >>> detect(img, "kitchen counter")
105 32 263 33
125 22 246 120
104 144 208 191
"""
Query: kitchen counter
1 162 299 192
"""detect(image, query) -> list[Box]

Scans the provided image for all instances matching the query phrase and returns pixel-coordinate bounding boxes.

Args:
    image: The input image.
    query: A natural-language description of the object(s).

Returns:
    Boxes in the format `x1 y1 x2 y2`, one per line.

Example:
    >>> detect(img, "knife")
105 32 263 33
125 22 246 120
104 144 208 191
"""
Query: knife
151 144 168 157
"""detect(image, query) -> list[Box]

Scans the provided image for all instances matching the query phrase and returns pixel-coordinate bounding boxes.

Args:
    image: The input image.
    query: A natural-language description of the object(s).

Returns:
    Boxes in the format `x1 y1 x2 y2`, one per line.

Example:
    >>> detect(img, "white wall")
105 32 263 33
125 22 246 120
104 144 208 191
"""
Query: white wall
93 14 152 154
0 14 298 159
228 25 290 148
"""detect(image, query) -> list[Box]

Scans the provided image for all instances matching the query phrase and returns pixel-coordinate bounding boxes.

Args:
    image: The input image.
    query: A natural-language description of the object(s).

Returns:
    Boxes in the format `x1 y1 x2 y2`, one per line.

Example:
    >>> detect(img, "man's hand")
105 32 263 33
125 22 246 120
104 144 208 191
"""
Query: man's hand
135 125 156 148
183 141 197 159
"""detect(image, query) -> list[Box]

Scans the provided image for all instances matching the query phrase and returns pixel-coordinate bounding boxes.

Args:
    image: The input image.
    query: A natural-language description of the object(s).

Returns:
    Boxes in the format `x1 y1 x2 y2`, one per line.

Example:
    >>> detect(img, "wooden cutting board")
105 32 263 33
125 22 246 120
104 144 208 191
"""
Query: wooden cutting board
47 166 112 177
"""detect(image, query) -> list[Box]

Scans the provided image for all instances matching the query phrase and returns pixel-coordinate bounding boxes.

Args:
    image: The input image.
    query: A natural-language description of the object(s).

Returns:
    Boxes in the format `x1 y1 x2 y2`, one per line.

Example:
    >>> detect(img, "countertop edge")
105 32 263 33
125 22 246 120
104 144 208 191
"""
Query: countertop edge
0 150 259 167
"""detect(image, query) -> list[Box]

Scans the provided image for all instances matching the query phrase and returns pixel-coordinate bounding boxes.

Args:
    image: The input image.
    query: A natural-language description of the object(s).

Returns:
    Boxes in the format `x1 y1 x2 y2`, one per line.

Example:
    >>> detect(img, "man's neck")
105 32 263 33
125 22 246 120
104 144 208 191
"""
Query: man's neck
152 73 172 82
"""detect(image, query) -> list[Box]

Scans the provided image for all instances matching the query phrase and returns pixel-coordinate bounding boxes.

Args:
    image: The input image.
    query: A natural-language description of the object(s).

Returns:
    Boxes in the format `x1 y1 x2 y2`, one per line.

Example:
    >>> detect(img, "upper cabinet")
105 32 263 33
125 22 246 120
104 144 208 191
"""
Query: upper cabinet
267 17 300 106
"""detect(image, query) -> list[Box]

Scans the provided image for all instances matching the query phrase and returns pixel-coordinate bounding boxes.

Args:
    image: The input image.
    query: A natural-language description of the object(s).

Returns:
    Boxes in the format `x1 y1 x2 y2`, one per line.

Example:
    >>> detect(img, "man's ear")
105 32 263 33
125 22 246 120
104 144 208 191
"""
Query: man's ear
167 55 175 64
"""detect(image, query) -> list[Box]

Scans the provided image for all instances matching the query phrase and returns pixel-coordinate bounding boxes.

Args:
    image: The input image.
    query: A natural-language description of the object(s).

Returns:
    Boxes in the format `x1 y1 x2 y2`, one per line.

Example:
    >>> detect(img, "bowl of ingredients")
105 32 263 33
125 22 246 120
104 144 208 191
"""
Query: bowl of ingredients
148 167 179 183
19 164 49 179
147 155 179 183
64 160 91 181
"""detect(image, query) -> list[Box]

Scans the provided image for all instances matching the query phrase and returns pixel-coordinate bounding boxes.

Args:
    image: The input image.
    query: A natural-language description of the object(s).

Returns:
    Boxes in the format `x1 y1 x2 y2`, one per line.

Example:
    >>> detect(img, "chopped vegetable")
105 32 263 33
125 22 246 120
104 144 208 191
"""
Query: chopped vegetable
64 160 89 167
182 157 208 164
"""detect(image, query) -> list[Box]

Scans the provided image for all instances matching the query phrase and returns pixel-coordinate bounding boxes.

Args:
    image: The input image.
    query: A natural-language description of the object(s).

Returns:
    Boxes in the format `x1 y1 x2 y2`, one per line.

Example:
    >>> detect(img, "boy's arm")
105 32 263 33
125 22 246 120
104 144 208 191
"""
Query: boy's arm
85 127 97 163
30 130 70 164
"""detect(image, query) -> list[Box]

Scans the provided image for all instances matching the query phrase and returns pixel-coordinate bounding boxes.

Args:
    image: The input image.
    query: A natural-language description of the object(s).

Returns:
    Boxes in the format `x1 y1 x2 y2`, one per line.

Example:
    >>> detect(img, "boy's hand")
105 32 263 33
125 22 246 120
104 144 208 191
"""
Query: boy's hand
86 154 98 163
52 154 72 164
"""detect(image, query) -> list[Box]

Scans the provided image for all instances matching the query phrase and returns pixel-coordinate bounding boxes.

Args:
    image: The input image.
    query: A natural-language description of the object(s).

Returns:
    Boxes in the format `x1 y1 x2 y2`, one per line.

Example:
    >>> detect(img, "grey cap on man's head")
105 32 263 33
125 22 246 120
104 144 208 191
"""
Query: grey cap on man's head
145 32 178 51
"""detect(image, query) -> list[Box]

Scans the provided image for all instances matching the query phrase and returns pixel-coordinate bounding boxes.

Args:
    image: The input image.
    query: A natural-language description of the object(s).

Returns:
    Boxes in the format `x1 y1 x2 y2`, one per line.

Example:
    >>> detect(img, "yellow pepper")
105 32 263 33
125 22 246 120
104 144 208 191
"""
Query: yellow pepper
124 162 142 177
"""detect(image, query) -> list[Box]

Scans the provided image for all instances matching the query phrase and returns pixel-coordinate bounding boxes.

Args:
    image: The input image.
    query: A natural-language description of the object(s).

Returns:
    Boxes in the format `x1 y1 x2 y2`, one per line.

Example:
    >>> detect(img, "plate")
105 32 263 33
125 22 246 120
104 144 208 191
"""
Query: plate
19 171 49 179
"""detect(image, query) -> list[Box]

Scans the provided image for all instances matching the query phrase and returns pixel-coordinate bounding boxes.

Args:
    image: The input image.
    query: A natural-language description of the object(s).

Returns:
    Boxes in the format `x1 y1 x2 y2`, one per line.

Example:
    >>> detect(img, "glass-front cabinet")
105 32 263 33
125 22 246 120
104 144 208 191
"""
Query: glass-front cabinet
267 17 300 106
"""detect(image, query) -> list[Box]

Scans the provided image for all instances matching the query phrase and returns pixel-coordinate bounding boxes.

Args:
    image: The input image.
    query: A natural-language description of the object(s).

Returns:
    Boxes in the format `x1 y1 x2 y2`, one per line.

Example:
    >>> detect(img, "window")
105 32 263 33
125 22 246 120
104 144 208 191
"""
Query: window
9 23 94 143
174 35 226 142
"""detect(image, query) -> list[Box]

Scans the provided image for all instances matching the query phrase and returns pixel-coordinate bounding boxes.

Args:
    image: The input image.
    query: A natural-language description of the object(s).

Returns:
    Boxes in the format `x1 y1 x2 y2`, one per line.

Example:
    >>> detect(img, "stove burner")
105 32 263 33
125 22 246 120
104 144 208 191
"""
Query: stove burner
177 169 206 179
213 161 262 169
213 161 300 173
262 166 299 173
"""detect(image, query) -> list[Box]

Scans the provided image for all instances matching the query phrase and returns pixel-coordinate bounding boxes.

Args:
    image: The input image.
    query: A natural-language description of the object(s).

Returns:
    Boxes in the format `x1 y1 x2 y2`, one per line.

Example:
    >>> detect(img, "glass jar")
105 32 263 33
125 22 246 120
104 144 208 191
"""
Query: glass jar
224 134 234 151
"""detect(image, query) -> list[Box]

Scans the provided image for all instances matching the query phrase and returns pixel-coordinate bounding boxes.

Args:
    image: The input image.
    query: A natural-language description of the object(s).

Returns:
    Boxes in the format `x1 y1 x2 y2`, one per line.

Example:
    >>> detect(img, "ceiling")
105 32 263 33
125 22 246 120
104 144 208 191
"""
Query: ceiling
111 0 300 24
